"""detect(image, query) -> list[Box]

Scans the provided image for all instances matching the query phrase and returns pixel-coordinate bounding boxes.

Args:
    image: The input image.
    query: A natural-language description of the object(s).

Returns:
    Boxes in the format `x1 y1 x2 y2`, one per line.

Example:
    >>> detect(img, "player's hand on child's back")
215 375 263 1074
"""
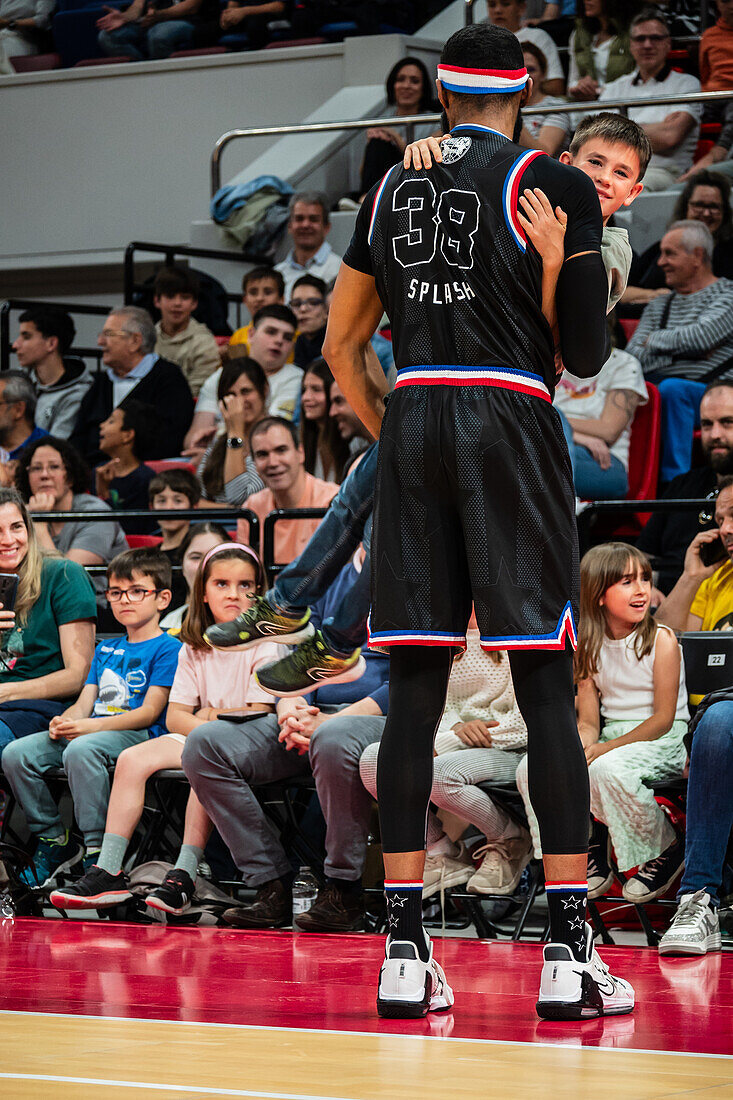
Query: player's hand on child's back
403 134 448 171
517 188 567 271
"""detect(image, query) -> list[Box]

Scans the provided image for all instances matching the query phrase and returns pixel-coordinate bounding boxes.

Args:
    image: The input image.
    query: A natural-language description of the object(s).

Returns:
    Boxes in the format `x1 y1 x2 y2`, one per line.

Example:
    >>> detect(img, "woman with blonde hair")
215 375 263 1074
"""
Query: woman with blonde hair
517 542 689 904
0 487 97 758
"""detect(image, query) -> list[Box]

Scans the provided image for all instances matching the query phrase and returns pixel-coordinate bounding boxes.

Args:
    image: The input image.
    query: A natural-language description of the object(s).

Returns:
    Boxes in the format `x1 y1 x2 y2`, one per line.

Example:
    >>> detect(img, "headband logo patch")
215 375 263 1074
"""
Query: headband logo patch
440 136 472 164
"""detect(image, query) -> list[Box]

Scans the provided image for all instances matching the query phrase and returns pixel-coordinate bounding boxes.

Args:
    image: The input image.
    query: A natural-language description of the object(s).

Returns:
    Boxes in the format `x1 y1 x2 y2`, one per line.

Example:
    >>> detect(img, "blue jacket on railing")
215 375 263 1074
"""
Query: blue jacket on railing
210 176 293 224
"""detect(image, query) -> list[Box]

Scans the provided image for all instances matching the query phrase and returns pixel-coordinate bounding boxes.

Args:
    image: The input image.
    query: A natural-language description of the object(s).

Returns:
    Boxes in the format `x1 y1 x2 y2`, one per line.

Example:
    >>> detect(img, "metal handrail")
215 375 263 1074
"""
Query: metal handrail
210 88 732 195
262 506 328 582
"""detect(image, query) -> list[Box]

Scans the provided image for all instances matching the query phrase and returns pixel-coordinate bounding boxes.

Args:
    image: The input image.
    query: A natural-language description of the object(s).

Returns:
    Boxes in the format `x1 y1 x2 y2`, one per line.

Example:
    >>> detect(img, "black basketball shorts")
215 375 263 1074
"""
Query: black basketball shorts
368 370 579 652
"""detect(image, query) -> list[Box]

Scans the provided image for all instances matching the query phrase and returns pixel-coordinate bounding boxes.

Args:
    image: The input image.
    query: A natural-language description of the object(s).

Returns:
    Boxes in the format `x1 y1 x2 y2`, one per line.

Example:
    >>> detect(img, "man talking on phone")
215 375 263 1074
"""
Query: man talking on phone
656 475 733 634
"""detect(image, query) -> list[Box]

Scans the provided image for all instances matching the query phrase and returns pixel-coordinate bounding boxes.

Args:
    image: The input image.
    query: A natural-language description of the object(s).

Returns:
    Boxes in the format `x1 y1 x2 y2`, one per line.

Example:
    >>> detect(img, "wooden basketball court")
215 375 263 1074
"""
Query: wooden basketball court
1 919 731 1098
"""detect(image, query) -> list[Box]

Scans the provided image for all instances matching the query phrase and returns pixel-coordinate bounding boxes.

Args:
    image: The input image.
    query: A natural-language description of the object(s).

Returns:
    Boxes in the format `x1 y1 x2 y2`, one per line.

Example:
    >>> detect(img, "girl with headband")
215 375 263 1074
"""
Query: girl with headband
51 541 282 916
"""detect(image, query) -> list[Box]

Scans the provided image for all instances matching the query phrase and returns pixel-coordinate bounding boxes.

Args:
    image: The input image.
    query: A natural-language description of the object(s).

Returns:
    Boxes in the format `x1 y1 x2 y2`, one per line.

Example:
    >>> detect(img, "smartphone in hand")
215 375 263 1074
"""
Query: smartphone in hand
700 535 728 569
0 573 19 613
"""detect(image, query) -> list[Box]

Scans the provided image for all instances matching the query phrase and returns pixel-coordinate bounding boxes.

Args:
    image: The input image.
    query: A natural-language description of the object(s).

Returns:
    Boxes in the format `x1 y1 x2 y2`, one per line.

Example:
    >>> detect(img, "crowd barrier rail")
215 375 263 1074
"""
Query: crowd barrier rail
211 88 732 196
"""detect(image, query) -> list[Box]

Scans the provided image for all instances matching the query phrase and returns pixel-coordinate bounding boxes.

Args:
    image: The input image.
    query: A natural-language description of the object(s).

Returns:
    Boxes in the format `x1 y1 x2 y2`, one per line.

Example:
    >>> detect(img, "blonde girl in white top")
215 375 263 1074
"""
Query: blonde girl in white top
517 543 689 904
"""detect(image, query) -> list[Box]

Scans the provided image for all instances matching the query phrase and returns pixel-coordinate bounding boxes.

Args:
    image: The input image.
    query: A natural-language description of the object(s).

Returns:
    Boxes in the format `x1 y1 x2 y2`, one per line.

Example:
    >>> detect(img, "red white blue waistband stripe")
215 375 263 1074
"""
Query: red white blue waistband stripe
368 164 400 245
480 603 578 652
503 148 547 251
437 64 529 95
394 364 551 401
367 622 467 650
546 881 588 892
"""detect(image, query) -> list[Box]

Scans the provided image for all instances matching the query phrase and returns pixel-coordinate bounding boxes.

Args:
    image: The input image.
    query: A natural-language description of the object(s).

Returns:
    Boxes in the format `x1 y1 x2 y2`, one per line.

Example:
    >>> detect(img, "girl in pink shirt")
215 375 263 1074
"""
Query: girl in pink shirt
51 543 283 914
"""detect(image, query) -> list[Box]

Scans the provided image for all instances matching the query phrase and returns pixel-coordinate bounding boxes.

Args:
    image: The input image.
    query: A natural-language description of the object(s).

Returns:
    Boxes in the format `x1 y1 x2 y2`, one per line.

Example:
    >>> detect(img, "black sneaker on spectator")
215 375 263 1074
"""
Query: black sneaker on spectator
658 891 722 956
146 869 195 916
587 825 614 900
293 881 365 932
622 834 685 904
49 867 132 909
221 878 291 928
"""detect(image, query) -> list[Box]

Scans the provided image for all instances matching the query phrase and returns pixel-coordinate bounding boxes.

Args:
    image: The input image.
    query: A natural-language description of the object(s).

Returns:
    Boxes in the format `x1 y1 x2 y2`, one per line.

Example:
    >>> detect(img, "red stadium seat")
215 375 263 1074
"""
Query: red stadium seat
145 460 198 477
605 383 661 538
695 139 715 161
215 335 230 347
74 56 132 66
10 52 61 73
169 47 229 58
126 535 163 549
619 318 639 343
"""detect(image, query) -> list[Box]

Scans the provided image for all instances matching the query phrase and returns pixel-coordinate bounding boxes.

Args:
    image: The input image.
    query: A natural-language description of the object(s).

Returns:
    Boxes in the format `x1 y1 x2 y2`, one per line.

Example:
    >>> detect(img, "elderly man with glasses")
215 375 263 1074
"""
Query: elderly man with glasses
598 7 702 191
70 306 194 466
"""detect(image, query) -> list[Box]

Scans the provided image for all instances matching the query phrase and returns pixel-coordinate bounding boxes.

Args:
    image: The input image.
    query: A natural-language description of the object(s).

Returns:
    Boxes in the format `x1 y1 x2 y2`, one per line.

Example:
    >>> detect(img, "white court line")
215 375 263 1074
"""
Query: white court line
0 1009 731 1061
0 1073 352 1099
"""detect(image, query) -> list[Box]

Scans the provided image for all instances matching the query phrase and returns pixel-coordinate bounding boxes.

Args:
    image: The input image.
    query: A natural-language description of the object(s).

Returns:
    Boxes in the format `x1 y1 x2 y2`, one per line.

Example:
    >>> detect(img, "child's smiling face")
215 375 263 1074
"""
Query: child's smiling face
562 139 644 222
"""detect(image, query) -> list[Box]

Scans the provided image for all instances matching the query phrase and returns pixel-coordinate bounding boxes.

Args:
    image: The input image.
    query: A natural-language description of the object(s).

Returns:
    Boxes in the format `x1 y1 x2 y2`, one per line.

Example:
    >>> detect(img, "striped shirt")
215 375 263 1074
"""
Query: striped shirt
626 278 733 383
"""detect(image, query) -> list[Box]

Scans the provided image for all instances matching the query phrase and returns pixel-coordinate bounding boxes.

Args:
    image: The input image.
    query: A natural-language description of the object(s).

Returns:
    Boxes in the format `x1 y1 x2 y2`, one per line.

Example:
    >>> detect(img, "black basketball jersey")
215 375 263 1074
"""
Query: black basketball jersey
343 124 603 397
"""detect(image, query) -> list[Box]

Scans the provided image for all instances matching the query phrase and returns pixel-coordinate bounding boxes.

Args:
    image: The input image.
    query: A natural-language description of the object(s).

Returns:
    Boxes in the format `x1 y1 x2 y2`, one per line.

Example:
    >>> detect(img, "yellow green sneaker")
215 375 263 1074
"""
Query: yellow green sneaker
255 630 367 697
204 595 314 651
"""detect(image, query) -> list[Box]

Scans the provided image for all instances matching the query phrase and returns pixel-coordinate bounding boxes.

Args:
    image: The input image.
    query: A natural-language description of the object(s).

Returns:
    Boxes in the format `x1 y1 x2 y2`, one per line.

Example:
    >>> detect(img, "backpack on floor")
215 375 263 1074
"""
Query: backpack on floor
127 860 237 926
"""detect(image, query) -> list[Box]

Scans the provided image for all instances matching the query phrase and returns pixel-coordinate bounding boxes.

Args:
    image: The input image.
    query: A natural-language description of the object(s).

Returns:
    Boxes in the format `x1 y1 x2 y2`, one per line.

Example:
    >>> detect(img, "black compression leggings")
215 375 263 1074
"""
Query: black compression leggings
376 643 589 856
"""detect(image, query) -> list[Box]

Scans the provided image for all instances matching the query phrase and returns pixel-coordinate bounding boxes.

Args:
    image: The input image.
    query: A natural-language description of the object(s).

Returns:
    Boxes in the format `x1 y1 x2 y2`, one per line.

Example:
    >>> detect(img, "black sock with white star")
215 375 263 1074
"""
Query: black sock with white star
546 880 588 961
384 880 429 962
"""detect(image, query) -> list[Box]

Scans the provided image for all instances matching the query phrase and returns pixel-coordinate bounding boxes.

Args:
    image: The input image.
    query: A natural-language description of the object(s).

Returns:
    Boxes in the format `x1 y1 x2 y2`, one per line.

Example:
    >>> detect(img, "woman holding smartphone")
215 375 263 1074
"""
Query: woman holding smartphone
0 488 97 758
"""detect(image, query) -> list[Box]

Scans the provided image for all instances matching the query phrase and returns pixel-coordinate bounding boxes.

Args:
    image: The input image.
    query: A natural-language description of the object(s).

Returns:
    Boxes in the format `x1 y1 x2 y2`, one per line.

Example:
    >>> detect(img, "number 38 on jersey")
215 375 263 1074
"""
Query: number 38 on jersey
392 179 481 271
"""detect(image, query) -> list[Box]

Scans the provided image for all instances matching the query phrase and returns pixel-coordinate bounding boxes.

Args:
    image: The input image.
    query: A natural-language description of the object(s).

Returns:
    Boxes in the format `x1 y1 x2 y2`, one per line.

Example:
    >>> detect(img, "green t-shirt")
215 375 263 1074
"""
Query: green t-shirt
1 557 96 689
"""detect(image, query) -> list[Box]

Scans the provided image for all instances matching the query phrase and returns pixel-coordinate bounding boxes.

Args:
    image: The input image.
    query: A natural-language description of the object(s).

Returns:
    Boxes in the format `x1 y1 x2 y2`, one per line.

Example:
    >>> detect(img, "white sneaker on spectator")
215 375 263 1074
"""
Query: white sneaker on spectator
466 832 532 896
422 846 473 899
658 891 722 956
536 922 635 1020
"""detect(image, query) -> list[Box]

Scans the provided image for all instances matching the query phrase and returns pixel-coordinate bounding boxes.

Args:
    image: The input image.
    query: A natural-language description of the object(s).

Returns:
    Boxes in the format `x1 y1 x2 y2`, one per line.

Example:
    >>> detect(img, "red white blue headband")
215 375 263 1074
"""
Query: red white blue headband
437 64 528 95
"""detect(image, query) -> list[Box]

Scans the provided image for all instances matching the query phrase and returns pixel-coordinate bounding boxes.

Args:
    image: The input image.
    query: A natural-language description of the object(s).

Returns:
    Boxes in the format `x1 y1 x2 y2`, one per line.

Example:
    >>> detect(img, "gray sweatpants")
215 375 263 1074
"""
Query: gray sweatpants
2 727 150 848
181 712 385 887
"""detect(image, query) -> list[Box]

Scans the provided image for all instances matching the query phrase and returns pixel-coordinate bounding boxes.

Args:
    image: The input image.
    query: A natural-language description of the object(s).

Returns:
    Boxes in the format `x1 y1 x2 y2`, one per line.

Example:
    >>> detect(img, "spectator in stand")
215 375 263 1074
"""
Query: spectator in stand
291 275 330 370
198 358 267 506
159 522 230 631
566 0 637 103
276 193 342 298
229 267 296 358
655 476 733 634
218 0 287 50
149 467 202 613
680 101 733 183
187 306 299 463
15 437 127 619
94 400 158 535
484 0 565 94
236 417 338 565
0 488 96 758
3 548 180 890
700 0 733 100
626 220 733 483
637 381 733 595
598 8 702 190
554 346 648 499
0 371 47 469
96 0 218 61
352 58 440 202
329 379 373 454
181 545 389 932
0 0 52 74
13 308 93 439
153 266 221 399
72 307 194 467
658 699 732 957
301 359 350 484
519 44 573 157
623 172 733 313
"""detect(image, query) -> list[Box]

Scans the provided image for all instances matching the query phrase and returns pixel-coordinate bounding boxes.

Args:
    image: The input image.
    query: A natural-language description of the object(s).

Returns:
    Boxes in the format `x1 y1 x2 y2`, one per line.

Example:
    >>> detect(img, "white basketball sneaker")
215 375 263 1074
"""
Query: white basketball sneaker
536 923 635 1020
377 936 454 1019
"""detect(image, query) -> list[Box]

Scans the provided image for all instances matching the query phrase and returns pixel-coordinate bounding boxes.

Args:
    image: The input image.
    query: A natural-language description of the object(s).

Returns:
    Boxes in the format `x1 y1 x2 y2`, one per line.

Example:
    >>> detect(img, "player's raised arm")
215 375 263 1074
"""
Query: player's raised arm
323 264 388 442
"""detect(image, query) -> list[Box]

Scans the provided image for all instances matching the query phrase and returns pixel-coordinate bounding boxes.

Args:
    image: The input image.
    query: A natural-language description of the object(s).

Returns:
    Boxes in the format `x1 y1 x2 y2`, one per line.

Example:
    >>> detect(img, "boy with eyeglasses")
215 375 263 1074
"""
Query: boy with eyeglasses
2 548 181 889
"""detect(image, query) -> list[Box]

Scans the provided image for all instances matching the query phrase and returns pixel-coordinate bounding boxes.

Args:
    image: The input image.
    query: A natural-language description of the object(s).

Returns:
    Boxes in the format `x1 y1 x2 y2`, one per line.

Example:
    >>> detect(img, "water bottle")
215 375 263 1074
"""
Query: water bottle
292 866 318 918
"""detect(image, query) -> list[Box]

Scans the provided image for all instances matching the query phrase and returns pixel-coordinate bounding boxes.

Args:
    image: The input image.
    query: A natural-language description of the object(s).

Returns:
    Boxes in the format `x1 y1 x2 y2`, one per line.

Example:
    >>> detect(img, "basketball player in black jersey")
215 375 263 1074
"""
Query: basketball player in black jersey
323 23 634 1021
